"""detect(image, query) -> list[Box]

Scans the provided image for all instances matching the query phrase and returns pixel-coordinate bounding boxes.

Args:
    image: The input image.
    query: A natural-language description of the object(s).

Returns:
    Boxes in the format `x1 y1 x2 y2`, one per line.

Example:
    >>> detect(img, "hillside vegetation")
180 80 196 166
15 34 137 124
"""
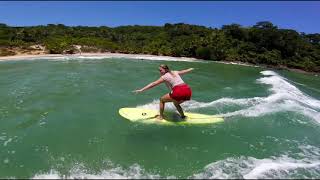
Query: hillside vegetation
0 22 319 72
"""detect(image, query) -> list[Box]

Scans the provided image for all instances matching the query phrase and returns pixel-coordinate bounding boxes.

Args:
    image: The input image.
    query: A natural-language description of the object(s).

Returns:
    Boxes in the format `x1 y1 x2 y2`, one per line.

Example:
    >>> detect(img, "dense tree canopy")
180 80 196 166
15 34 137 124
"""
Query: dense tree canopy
0 22 319 72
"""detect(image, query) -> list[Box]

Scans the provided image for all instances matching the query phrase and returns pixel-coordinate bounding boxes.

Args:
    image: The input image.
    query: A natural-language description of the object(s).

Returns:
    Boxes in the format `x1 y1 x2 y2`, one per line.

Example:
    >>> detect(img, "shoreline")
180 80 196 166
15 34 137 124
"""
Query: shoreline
0 52 199 62
0 52 318 76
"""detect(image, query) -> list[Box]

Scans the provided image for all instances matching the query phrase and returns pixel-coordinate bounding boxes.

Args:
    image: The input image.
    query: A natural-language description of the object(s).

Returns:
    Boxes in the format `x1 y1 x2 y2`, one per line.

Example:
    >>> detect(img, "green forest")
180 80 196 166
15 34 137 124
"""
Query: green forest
0 22 319 72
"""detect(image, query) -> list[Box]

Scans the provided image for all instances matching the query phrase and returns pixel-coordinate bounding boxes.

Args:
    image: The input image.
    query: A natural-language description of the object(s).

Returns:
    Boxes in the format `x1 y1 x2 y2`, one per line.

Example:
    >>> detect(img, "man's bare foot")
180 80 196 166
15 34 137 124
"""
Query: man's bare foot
155 115 164 120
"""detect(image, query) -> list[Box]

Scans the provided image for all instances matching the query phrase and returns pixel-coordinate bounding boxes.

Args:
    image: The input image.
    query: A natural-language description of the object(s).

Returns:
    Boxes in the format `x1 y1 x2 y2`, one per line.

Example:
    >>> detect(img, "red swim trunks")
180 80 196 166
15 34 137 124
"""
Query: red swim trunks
170 84 192 102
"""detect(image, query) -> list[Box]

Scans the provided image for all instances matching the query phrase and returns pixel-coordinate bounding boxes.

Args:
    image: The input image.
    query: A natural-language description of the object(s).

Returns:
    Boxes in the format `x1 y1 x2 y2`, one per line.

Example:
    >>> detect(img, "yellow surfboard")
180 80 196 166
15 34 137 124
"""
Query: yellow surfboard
119 108 224 125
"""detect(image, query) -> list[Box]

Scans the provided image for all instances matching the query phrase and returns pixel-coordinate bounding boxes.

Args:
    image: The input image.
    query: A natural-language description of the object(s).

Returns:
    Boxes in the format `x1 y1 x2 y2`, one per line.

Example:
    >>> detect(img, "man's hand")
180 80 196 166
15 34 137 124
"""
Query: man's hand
133 89 143 94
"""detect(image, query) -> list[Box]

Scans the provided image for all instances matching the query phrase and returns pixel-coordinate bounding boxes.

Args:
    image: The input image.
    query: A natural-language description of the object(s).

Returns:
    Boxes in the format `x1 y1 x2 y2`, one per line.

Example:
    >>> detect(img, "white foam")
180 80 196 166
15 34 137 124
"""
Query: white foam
183 97 263 110
6 53 201 63
136 97 263 113
260 70 279 76
247 71 320 122
3 138 12 147
28 144 320 179
142 70 320 123
3 158 9 164
0 136 6 141
33 148 320 179
258 74 320 110
191 155 320 179
32 163 165 179
244 158 320 179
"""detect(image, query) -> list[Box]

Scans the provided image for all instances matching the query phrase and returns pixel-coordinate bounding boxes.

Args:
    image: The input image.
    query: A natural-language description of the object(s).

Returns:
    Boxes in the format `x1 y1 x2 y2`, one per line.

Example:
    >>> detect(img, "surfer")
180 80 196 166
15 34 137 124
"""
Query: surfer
133 64 193 120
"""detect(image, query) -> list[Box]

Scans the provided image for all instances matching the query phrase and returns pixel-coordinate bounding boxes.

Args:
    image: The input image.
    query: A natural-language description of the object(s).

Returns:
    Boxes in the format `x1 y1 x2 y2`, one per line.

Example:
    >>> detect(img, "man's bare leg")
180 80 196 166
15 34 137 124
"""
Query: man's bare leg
174 101 186 118
158 94 174 120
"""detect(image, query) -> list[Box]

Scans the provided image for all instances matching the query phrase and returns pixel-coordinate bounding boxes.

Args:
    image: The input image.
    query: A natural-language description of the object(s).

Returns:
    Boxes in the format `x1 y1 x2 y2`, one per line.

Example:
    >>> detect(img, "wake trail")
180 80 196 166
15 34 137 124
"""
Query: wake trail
137 70 320 123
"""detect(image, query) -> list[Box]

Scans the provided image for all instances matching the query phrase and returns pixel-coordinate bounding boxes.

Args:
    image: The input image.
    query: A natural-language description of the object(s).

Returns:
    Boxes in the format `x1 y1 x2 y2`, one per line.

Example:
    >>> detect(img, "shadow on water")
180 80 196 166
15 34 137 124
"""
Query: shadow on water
15 115 42 130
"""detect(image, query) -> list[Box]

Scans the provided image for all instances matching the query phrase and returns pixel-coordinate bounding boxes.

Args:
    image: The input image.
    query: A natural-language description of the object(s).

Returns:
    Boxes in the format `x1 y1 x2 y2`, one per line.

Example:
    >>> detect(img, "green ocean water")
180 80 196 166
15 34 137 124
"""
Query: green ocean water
0 56 320 178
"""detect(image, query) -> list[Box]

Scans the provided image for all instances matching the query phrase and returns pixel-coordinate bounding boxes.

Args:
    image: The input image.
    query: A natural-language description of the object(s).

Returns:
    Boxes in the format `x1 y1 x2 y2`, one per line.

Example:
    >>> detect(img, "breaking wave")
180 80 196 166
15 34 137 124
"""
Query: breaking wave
137 70 320 123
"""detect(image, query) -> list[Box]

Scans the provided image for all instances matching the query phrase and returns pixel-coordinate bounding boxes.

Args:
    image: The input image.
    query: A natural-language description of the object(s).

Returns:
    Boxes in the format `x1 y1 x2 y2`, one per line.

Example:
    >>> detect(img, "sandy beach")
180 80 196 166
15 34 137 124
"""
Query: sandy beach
0 52 199 62
0 52 258 68
0 52 318 75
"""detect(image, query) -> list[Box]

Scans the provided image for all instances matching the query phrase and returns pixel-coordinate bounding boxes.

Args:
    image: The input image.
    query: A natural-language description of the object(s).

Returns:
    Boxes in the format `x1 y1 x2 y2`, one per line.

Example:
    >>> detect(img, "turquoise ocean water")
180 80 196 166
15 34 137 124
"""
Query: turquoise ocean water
0 56 319 178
